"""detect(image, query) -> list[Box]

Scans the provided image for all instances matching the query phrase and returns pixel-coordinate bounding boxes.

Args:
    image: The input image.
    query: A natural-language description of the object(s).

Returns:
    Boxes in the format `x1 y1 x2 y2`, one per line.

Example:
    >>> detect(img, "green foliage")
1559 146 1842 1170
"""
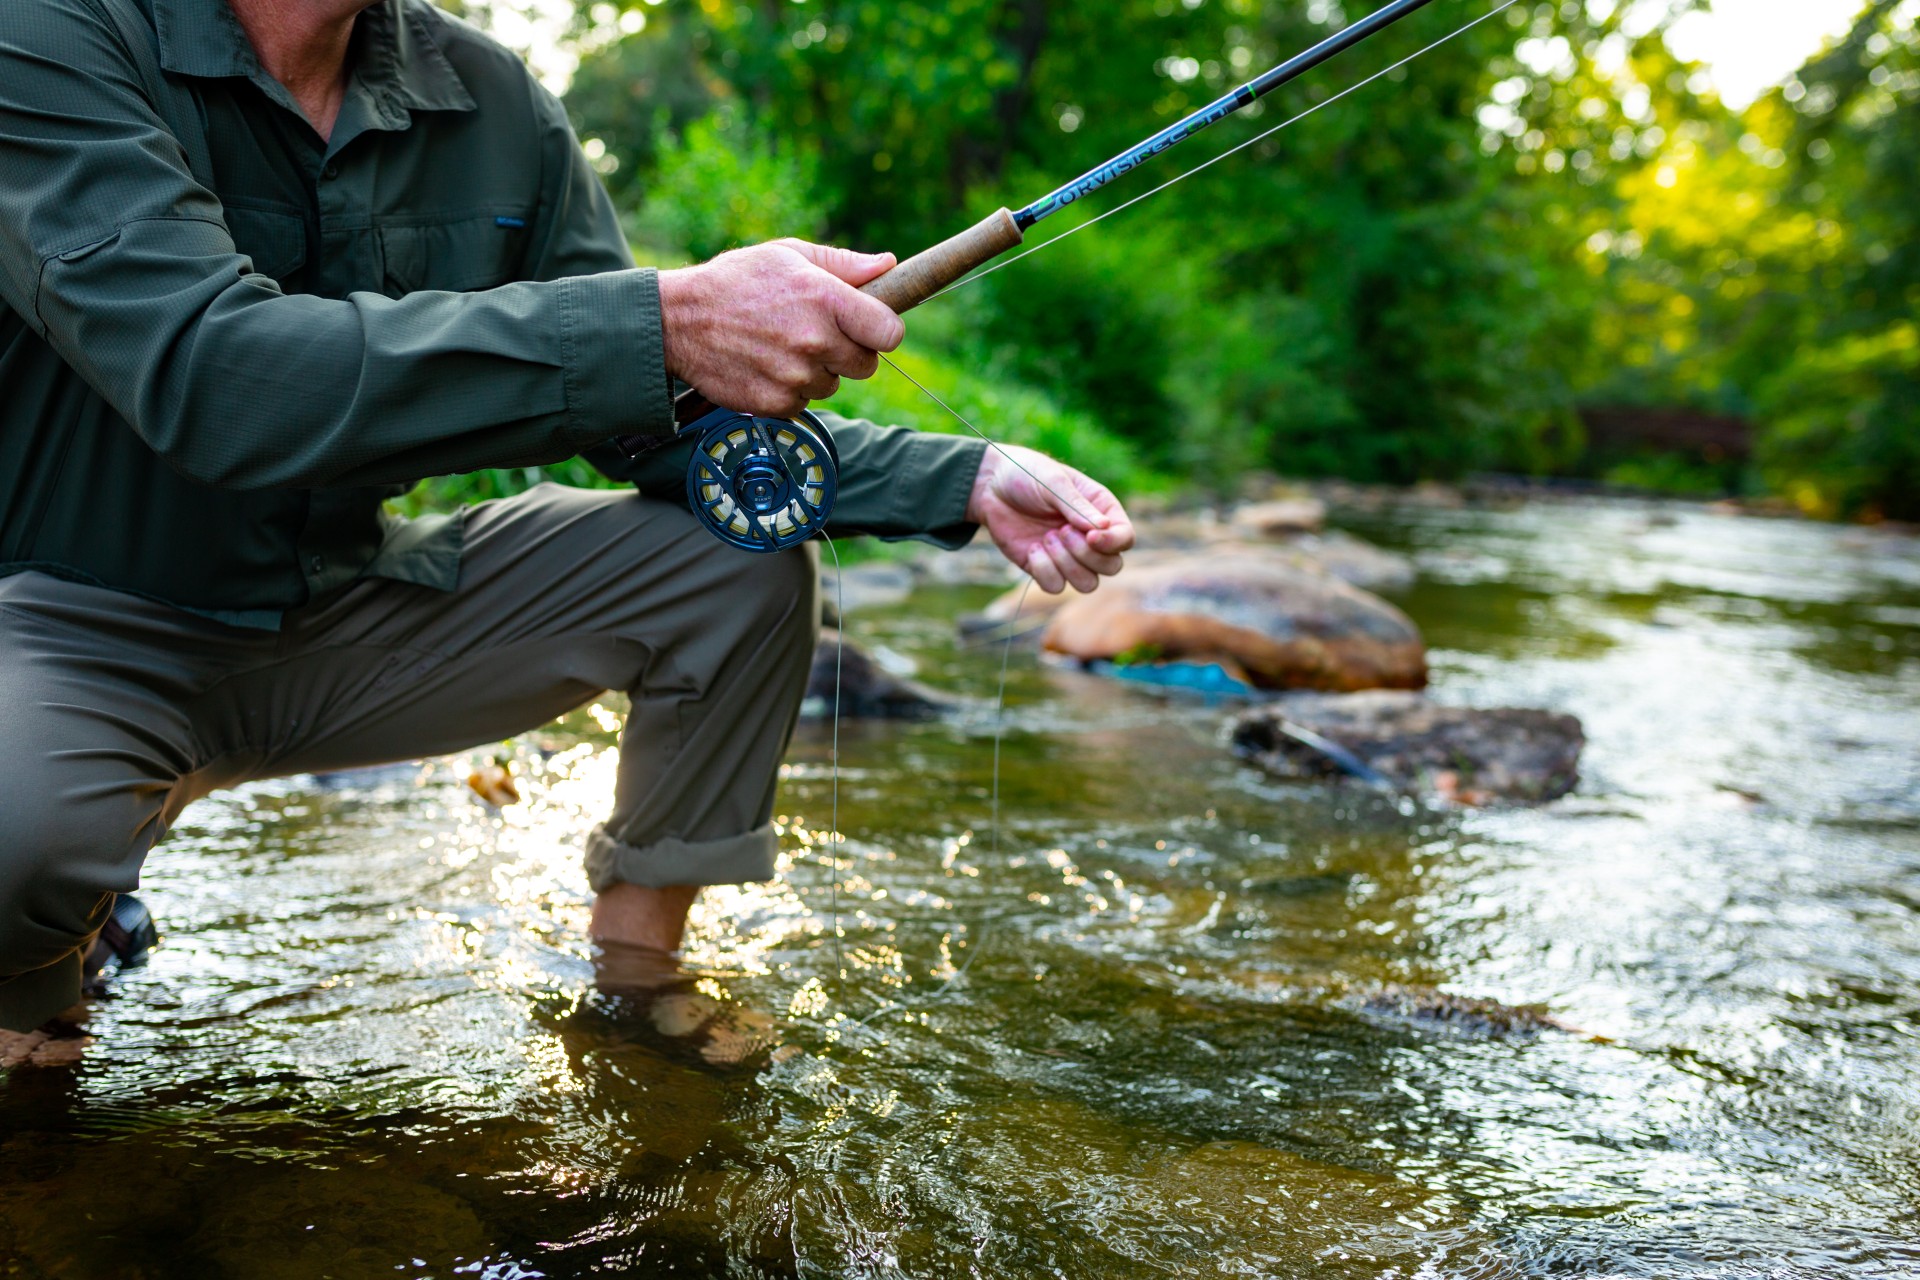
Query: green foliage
823 338 1162 501
1602 451 1736 497
967 223 1178 457
630 114 828 261
1577 0 1920 517
519 0 1915 521
392 458 622 518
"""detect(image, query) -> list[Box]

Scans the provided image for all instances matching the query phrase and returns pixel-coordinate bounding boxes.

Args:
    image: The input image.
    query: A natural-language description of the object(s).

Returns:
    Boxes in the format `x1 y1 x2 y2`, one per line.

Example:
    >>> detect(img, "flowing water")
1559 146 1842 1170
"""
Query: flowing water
3 495 1918 1278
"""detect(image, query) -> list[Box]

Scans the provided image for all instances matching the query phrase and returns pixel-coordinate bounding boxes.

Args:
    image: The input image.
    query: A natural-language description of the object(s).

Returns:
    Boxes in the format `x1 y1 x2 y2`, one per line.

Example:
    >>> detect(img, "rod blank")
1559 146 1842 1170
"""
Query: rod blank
1016 0 1442 228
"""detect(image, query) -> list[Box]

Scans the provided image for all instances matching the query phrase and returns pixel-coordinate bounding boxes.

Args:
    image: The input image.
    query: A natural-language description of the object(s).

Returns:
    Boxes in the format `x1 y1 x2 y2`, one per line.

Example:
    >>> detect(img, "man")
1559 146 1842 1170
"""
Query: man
0 0 1133 1058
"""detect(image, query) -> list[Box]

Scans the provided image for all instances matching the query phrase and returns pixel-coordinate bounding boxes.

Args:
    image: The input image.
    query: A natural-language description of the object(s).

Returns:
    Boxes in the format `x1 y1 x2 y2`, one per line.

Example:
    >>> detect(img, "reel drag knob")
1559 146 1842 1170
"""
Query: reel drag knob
682 406 839 553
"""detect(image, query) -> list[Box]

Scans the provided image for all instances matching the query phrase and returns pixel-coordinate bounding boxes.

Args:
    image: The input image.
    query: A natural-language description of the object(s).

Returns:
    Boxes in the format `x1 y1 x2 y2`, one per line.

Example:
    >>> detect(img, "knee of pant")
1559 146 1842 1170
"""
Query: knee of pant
0 809 122 971
724 544 820 642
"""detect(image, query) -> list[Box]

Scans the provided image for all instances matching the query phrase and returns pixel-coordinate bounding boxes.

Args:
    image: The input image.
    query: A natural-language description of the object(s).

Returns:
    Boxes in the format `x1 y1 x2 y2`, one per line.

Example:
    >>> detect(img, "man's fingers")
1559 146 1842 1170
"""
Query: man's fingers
1073 471 1124 519
1025 542 1067 594
784 240 898 287
742 380 806 418
825 347 880 381
829 284 906 354
1060 526 1124 579
1073 473 1134 551
799 371 841 402
811 326 878 381
1049 533 1100 594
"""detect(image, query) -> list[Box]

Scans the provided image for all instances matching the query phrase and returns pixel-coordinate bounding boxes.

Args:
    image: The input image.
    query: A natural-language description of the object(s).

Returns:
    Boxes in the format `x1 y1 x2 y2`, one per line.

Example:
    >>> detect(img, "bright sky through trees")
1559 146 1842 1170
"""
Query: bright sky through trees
1664 0 1869 105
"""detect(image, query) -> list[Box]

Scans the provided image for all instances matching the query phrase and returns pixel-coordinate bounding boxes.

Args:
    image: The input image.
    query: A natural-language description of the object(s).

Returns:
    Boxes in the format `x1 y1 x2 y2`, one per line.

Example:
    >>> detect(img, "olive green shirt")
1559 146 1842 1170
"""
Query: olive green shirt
0 0 983 628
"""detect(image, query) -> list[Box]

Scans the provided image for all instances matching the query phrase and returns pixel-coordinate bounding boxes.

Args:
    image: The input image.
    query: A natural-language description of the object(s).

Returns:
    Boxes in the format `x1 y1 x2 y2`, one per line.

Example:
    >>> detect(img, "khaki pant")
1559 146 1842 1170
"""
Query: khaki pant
0 484 820 1031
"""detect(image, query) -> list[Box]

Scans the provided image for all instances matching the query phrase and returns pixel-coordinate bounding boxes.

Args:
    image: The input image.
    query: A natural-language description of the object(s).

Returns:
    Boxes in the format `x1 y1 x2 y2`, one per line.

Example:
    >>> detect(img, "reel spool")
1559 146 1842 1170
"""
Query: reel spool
681 405 839 553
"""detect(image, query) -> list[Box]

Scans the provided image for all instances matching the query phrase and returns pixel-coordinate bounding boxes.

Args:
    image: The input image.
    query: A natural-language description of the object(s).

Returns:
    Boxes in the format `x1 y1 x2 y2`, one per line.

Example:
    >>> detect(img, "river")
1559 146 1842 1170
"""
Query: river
2 493 1916 1278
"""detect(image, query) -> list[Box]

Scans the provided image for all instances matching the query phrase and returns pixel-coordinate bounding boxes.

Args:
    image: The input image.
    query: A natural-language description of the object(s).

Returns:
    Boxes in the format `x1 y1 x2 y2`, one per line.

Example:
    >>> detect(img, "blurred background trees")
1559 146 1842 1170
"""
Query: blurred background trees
450 0 1918 520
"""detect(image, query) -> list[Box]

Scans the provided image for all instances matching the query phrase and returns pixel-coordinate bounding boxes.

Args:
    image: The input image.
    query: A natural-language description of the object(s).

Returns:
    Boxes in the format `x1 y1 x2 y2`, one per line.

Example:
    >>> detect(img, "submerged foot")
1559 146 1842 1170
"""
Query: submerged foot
0 1011 91 1069
592 940 795 1070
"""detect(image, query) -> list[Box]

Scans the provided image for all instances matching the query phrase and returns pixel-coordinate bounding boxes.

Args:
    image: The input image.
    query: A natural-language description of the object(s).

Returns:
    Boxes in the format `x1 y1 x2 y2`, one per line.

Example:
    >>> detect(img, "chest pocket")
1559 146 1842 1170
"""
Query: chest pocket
378 213 530 296
223 205 309 286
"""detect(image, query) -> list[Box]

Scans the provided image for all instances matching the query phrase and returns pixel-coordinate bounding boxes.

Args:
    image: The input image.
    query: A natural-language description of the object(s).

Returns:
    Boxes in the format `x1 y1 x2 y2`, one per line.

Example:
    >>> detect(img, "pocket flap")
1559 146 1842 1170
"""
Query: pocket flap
223 205 308 284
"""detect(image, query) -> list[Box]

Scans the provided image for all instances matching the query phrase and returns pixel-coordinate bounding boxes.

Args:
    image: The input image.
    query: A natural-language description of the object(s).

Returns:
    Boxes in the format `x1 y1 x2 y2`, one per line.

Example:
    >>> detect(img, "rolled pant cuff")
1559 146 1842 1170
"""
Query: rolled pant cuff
584 823 780 892
0 951 84 1034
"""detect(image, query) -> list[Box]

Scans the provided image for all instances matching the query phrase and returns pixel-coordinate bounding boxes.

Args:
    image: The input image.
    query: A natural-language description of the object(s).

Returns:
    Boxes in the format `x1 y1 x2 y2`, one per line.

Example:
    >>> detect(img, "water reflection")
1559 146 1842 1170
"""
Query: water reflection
2 497 1917 1277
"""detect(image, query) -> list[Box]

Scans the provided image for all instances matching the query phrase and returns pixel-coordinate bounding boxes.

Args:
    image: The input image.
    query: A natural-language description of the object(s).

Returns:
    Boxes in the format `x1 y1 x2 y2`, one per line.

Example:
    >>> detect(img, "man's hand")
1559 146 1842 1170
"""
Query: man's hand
968 444 1135 594
658 240 906 417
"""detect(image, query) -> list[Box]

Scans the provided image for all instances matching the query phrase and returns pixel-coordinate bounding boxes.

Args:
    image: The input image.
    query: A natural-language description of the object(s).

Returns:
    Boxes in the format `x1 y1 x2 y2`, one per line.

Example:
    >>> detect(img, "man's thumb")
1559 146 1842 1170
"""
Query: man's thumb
788 241 897 286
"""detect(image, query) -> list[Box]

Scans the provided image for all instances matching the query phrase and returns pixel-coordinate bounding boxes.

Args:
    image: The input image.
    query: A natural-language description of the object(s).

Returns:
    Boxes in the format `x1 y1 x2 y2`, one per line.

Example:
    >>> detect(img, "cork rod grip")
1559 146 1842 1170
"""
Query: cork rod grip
860 208 1024 315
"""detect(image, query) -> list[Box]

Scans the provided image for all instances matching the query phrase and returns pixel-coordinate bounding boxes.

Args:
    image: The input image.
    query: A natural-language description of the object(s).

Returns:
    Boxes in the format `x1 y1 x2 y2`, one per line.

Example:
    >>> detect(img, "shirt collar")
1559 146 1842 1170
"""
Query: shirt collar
154 0 476 120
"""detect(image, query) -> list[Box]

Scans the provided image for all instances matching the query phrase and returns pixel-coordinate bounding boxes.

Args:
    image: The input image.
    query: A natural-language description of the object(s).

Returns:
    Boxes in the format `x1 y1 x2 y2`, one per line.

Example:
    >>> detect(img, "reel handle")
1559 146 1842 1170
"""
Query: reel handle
666 206 1024 429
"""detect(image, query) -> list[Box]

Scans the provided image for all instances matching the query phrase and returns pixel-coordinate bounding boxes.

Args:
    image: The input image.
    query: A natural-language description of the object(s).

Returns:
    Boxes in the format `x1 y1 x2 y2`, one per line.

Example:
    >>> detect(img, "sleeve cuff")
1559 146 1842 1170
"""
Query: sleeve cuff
558 268 673 445
885 432 987 548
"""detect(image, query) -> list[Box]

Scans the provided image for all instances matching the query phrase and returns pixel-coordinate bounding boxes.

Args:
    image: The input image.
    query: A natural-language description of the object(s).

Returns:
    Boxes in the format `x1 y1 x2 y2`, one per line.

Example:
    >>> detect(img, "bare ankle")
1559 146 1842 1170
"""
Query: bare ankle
589 882 699 954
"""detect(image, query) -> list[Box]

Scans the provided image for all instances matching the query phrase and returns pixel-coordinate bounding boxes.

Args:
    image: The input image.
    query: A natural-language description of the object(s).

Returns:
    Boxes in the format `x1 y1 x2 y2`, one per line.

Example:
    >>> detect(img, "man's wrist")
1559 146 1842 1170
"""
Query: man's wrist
656 264 703 387
965 445 1001 525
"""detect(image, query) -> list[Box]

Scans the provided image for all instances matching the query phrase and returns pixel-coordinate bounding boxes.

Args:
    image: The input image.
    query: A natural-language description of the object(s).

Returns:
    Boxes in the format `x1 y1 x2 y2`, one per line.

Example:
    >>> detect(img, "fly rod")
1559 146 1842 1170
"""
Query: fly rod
858 0 1442 313
651 0 1448 551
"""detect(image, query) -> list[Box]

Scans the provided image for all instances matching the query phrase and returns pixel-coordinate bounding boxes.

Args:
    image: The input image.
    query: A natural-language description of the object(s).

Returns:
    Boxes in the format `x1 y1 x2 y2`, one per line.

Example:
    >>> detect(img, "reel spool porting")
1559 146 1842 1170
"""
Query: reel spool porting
681 405 839 553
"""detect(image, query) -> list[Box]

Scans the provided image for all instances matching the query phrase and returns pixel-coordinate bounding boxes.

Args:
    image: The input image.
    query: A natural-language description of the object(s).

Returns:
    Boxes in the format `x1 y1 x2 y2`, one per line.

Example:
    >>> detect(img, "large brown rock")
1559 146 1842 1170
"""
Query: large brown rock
1027 555 1427 692
1231 690 1583 805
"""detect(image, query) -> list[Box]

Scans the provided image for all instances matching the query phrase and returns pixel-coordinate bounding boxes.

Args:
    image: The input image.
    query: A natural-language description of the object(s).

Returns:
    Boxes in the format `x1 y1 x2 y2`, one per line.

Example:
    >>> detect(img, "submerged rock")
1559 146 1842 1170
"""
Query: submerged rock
191 1166 493 1279
1032 556 1427 692
1231 690 1583 805
966 1093 1483 1272
820 560 918 625
804 629 953 719
1135 1139 1477 1268
1342 984 1584 1040
1279 530 1417 593
1229 496 1327 537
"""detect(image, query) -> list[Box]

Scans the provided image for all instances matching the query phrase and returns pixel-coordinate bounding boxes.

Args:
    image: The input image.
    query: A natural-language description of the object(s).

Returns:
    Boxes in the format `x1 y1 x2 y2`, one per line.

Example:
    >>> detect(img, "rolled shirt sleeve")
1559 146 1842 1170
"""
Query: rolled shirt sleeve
0 2 673 493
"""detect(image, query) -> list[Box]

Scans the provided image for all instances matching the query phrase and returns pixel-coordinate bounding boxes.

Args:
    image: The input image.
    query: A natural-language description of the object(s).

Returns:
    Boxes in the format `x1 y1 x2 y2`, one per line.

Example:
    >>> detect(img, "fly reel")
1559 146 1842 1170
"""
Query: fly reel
681 405 839 553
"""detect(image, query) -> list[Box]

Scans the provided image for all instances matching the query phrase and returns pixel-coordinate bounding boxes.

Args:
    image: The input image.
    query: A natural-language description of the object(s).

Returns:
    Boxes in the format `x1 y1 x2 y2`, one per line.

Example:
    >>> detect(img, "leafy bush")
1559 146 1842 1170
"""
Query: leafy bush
630 115 827 263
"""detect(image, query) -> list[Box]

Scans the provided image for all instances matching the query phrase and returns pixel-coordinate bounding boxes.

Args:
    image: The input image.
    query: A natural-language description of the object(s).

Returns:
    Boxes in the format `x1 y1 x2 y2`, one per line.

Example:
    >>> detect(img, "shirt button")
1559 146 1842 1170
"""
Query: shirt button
322 162 339 180
310 556 325 572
